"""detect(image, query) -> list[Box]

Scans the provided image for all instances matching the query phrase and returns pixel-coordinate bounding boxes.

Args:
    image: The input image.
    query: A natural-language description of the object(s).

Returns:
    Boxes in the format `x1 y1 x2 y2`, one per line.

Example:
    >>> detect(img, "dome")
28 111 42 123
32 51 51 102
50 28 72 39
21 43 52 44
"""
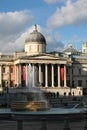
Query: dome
25 25 46 44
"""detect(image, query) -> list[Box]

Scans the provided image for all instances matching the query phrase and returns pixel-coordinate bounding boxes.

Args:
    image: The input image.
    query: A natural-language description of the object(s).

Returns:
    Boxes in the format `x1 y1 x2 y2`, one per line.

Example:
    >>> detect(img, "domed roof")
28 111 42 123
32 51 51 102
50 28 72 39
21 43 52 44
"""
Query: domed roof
25 25 46 44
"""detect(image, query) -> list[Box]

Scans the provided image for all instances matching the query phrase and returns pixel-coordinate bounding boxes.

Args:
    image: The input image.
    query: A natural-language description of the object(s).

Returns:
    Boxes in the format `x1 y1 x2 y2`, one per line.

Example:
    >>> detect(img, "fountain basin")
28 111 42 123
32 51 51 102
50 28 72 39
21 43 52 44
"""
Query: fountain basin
0 108 85 122
11 100 49 111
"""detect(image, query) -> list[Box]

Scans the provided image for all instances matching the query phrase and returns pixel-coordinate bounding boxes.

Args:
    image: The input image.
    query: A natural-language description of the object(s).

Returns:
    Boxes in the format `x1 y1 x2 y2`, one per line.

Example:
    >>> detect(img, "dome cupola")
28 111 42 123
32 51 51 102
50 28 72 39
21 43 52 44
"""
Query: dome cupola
25 25 46 55
25 25 46 44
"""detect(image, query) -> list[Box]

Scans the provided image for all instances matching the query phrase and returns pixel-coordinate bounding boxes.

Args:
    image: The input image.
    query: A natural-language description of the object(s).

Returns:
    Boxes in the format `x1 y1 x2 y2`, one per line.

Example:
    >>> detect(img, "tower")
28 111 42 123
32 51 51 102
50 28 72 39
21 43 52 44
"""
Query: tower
82 42 87 53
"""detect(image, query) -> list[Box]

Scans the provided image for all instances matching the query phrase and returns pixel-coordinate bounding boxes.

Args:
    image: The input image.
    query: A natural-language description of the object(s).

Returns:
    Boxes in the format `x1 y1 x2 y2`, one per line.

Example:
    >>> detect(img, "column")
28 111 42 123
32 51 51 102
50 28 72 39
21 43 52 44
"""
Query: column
39 64 41 86
16 65 19 87
58 65 60 87
45 64 48 87
14 65 16 86
32 64 35 87
52 64 54 87
8 65 10 87
64 65 67 87
0 65 2 86
70 66 72 87
26 64 28 86
19 64 21 86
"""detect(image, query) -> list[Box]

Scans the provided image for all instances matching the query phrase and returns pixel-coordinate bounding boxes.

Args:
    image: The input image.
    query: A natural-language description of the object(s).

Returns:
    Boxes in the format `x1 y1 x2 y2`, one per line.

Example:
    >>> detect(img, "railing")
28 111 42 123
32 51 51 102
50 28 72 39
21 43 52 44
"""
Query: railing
0 111 87 130
0 116 86 130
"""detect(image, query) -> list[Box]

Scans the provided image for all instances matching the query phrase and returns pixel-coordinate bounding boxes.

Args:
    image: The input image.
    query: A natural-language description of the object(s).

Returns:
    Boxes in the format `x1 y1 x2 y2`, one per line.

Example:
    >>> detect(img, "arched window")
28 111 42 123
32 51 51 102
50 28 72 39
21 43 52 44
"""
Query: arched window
64 92 66 96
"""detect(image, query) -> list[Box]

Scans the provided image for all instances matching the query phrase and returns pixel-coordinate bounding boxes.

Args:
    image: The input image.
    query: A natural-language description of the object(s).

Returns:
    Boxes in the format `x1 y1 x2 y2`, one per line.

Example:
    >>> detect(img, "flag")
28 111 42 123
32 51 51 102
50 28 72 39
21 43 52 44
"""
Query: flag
21 66 26 80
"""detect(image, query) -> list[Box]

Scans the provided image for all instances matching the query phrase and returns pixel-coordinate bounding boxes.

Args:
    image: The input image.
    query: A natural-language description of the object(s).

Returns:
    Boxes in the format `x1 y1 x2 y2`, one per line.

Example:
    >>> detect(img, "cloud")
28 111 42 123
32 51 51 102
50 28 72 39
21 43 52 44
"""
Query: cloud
0 24 45 53
44 0 60 4
47 0 87 28
12 25 65 53
0 10 34 35
0 8 64 54
0 11 34 52
45 32 64 52
7 25 36 52
0 23 64 53
44 0 75 4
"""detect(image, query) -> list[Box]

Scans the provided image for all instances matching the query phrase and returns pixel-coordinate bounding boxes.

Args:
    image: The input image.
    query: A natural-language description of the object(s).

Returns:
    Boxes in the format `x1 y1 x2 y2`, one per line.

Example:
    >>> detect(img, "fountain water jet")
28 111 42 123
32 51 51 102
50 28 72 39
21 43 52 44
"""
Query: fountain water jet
11 64 49 111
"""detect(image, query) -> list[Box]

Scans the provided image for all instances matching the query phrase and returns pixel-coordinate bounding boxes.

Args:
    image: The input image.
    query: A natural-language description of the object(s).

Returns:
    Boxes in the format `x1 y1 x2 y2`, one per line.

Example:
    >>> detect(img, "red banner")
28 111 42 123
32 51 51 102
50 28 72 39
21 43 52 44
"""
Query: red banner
22 66 26 80
60 67 64 81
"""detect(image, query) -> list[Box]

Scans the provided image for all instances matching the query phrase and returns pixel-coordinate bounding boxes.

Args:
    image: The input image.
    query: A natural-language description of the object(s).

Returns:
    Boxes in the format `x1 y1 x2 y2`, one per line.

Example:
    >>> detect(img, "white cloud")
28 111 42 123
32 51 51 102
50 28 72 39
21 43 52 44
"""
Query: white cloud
0 10 34 35
44 0 60 4
0 23 64 53
0 8 64 54
0 10 34 52
11 25 64 53
46 33 64 51
44 0 74 4
0 24 46 53
47 0 87 28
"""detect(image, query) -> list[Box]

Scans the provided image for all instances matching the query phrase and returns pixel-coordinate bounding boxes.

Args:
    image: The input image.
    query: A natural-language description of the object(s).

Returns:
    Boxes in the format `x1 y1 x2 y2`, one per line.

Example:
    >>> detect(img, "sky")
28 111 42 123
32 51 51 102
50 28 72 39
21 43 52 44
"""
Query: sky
0 0 87 53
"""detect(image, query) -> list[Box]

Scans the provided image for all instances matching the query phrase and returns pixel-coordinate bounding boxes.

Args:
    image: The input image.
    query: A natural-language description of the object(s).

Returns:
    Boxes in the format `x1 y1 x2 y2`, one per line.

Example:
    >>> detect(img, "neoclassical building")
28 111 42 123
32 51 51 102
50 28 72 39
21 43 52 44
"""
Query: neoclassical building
0 25 87 96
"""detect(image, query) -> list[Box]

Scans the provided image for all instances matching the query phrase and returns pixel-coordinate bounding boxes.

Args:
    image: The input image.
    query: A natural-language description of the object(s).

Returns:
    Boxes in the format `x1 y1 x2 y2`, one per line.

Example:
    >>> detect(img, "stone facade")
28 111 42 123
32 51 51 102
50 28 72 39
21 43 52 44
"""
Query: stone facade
0 25 87 96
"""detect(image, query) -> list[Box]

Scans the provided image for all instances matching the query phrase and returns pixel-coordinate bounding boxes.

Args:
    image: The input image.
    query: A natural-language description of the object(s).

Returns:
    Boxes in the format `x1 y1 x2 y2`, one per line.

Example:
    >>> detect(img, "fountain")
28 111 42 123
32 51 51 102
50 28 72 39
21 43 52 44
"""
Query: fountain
11 64 49 111
0 64 86 124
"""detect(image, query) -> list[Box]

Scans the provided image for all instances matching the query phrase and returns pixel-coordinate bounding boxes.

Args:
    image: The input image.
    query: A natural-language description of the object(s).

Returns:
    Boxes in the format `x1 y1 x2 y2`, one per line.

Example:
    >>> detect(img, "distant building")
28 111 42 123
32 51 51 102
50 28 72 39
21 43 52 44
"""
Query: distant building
0 25 87 96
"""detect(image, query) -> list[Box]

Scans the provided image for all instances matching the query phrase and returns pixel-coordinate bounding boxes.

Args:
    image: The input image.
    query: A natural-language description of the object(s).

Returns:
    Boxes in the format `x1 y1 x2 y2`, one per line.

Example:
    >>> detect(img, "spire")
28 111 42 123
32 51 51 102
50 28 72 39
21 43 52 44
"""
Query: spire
34 24 37 31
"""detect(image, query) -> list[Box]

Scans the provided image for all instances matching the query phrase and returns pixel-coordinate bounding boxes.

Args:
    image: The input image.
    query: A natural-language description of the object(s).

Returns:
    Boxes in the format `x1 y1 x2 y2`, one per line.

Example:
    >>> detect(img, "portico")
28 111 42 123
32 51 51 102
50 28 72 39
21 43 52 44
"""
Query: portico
15 61 67 89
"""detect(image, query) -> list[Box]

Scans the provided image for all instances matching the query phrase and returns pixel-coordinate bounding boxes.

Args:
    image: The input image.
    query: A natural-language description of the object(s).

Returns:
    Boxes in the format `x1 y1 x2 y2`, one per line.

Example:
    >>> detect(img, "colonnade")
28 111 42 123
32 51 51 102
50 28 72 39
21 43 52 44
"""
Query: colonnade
16 63 67 88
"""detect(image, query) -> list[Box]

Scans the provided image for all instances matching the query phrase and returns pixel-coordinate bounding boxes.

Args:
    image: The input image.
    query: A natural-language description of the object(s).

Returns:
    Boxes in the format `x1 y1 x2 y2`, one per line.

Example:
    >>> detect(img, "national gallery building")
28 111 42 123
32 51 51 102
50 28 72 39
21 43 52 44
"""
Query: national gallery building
0 25 87 96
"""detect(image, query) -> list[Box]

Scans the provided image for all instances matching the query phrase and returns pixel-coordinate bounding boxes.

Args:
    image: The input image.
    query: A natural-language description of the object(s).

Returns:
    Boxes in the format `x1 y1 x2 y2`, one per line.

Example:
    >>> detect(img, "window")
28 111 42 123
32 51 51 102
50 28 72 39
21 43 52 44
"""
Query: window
83 49 85 52
72 69 73 74
2 67 5 73
67 80 70 87
37 45 39 52
86 80 87 87
78 80 82 86
10 81 13 87
78 69 81 74
72 80 74 87
10 67 13 73
66 68 69 74
2 80 5 87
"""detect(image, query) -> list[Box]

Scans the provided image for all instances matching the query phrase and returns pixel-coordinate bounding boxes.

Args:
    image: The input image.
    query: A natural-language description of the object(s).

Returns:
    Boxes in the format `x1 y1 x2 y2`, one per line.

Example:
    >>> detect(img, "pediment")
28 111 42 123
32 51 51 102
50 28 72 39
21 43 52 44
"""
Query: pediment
15 53 67 64
27 53 59 60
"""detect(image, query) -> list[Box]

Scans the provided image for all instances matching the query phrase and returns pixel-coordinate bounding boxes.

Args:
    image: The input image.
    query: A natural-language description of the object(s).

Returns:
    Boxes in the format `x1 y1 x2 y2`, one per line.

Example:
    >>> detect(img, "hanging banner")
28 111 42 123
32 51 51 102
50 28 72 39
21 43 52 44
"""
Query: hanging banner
22 66 26 80
60 67 64 81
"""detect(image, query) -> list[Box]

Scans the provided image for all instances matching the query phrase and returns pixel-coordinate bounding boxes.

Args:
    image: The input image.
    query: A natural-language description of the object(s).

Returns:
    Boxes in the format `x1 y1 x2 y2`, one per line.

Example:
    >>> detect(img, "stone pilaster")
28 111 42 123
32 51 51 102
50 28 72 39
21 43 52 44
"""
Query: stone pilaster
52 64 54 87
32 64 35 87
39 64 41 86
19 64 21 86
64 65 67 87
0 65 2 86
45 64 48 87
26 64 28 86
58 65 60 87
